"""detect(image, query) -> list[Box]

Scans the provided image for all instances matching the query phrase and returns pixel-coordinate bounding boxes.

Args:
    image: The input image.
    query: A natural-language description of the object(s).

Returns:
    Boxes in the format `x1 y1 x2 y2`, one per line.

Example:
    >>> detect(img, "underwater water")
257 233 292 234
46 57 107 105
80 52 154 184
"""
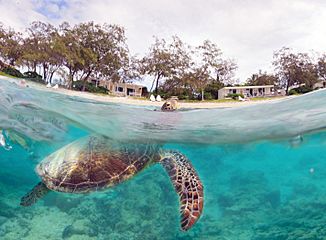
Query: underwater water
0 77 326 240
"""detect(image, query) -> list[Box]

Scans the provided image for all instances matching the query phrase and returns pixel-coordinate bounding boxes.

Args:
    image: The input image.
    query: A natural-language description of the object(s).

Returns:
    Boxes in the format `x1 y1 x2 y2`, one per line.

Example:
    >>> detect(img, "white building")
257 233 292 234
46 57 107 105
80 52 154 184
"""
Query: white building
104 82 145 97
218 85 275 99
313 80 326 89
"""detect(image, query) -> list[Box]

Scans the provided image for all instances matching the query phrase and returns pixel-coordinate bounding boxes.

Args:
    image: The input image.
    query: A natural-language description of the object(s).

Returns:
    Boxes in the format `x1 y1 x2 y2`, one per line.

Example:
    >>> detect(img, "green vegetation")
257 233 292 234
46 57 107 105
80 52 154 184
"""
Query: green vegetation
246 71 277 86
0 21 325 100
0 71 15 78
273 47 319 94
1 66 24 78
0 21 237 99
288 86 313 95
204 81 224 99
23 71 43 83
72 81 108 94
0 21 130 91
140 37 237 100
227 93 244 100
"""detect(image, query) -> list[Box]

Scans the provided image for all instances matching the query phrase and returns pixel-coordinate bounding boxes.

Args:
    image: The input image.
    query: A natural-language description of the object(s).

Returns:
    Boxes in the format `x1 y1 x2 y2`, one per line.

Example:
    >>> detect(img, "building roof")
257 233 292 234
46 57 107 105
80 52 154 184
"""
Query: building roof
105 81 145 88
221 85 274 90
116 83 144 88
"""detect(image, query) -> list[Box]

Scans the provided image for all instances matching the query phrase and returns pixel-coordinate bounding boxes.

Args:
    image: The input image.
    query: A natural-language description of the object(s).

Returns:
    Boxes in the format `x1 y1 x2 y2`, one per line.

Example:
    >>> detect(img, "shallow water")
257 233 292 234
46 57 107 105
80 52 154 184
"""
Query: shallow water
0 77 326 239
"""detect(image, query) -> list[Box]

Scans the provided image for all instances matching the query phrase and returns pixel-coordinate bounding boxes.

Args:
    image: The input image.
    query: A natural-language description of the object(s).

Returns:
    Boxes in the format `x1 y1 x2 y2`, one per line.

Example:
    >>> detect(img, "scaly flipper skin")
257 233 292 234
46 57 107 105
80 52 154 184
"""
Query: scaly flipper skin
20 182 49 206
160 151 204 231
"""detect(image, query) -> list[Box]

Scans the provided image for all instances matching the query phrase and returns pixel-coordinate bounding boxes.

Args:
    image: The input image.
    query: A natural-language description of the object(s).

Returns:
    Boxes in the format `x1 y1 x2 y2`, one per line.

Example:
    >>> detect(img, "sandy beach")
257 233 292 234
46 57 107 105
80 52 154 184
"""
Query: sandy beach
8 77 288 109
43 86 289 108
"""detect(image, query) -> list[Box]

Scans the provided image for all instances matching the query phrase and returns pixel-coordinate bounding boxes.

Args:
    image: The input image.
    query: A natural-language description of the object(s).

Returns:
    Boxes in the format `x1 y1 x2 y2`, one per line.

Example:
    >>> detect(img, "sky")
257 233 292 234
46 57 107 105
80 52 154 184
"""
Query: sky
1 0 326 83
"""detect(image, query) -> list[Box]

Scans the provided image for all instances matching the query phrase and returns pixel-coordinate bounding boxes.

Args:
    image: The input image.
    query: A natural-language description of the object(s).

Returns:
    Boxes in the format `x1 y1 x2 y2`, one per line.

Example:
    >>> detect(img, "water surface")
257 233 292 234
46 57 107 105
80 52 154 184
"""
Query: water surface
0 77 325 239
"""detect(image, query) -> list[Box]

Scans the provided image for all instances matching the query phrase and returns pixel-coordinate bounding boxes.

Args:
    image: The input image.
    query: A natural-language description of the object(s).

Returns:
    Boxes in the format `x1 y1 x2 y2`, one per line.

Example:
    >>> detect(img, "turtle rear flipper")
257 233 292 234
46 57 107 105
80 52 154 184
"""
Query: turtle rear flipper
160 151 204 231
20 182 49 206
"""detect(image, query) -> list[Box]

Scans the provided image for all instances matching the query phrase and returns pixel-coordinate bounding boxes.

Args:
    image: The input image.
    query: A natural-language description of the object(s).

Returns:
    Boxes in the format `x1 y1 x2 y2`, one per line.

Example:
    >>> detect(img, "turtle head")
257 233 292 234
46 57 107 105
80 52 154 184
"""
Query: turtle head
36 145 70 178
36 138 86 179
161 99 179 112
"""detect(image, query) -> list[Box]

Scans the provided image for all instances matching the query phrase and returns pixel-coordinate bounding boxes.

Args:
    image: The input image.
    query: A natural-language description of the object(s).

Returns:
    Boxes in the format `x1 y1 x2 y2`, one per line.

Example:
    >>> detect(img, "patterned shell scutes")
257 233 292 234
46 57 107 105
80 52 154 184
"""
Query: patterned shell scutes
37 135 159 193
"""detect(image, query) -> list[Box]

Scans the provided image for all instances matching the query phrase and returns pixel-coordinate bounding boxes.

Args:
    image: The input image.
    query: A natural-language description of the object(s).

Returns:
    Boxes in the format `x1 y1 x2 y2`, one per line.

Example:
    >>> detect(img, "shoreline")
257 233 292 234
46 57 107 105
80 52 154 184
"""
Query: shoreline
5 77 289 109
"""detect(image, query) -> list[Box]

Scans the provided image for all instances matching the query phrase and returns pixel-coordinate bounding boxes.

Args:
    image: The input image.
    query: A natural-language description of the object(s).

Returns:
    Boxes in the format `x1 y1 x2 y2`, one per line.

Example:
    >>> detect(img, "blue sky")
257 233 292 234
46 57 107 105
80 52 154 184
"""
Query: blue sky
34 0 68 19
1 0 326 83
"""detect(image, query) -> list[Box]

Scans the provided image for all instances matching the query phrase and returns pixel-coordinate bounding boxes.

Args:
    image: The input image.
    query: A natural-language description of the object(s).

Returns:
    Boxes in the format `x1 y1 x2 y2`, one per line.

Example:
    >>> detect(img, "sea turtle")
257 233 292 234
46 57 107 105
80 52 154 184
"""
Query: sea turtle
161 99 179 111
20 135 204 231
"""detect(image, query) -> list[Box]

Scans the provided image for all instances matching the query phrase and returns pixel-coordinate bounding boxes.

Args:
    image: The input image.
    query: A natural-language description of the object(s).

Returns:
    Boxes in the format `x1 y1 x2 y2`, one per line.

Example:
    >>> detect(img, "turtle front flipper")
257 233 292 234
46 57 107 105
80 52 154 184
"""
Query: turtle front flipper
20 182 49 206
160 151 204 231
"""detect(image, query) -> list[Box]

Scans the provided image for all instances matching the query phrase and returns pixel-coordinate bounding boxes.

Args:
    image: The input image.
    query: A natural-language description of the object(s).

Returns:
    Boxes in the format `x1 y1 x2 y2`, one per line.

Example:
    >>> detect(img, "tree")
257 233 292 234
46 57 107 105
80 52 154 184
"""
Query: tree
140 36 191 94
273 47 318 94
152 38 237 100
216 59 237 85
57 22 83 88
120 55 142 82
0 23 22 66
63 22 129 90
0 21 238 98
246 70 277 86
20 21 66 83
92 23 130 84
204 80 224 99
46 32 66 83
187 40 237 100
300 59 318 89
317 54 326 81
56 22 129 89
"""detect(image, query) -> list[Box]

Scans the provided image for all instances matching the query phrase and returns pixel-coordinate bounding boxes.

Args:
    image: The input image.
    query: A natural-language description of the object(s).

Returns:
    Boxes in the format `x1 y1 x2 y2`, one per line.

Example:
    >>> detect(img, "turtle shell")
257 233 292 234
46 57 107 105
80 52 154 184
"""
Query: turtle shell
36 136 160 193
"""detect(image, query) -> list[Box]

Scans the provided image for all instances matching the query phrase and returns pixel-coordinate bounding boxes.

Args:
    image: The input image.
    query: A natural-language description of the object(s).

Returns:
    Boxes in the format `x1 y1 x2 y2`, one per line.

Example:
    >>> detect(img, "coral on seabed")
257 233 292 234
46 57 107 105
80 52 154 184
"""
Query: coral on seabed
0 161 325 239
253 196 326 240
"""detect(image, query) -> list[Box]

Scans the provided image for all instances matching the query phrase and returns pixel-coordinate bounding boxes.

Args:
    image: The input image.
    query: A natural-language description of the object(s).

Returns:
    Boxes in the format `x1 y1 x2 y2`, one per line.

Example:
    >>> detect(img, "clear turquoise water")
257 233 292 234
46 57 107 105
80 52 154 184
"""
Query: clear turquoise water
0 78 326 239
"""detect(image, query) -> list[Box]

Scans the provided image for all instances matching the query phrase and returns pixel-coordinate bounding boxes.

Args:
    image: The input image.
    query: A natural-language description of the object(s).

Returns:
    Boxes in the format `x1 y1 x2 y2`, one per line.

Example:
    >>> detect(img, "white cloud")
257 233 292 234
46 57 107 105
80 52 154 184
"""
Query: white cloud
0 1 46 30
1 0 326 81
